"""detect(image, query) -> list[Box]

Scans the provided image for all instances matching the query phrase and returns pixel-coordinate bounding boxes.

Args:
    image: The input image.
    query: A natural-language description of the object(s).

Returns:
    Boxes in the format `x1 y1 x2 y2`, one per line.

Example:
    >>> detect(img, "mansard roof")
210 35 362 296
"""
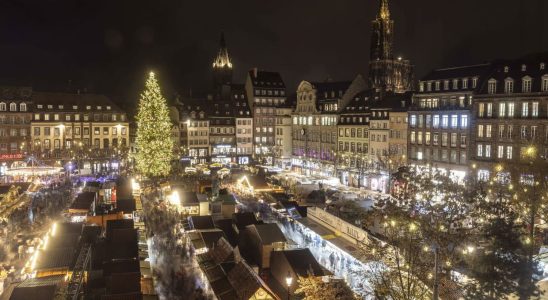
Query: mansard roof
248 69 285 88
478 52 548 94
421 63 491 82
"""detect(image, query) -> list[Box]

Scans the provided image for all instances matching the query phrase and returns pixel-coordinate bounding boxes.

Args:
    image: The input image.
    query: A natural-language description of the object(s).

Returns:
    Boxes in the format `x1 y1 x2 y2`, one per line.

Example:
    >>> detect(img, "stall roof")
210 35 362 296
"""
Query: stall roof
8 275 64 300
103 259 140 276
189 215 215 230
35 247 76 270
115 198 136 213
232 212 259 230
272 249 325 277
246 223 286 245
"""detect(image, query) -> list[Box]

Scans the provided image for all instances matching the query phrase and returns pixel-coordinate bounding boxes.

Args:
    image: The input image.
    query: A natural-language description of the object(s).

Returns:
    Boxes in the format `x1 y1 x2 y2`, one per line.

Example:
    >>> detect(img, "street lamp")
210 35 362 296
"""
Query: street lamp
285 272 293 299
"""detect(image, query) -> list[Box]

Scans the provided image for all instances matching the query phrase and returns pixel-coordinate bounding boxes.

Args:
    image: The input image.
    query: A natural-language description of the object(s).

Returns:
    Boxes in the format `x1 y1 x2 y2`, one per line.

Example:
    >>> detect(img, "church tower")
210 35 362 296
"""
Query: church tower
212 32 233 90
370 0 393 61
368 0 413 93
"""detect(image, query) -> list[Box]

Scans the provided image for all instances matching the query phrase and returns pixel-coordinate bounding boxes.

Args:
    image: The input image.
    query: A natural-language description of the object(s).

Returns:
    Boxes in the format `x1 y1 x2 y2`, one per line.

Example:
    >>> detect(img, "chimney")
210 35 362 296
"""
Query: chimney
253 67 258 78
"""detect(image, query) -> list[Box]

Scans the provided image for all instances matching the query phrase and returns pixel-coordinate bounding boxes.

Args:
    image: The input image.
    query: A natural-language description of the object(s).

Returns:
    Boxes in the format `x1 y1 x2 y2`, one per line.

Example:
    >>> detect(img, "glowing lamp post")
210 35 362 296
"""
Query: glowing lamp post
285 272 293 299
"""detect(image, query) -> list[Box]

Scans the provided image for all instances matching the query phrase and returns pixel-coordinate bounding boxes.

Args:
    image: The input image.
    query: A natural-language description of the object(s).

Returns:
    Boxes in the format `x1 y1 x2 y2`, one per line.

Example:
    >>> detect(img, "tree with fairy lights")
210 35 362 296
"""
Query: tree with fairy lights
135 72 174 178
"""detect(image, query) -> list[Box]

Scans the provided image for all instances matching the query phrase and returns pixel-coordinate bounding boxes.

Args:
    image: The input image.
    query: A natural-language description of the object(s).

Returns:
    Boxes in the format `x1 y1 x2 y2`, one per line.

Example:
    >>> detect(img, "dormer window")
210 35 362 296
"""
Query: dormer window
427 82 432 91
521 64 527 71
504 78 514 93
47 105 53 109
20 103 27 111
97 106 102 110
504 66 509 73
72 105 78 109
59 105 64 109
472 77 478 88
453 79 458 89
443 80 449 90
9 102 17 111
86 105 91 110
37 104 43 109
541 62 545 70
435 81 440 91
106 106 111 110
0 103 6 111
419 82 424 92
462 78 468 89
488 79 497 94
522 76 532 93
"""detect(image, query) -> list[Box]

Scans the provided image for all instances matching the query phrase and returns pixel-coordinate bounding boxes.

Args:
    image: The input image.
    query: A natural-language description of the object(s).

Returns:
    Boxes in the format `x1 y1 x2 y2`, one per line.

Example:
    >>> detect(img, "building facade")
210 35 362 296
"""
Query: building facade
30 92 129 173
274 106 293 169
471 55 548 181
291 76 367 177
0 86 32 173
245 68 287 165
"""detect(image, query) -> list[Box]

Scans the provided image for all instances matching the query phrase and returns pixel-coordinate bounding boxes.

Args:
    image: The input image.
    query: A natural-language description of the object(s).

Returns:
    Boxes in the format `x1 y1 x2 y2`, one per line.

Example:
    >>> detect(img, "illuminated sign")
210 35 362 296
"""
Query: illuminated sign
0 153 24 160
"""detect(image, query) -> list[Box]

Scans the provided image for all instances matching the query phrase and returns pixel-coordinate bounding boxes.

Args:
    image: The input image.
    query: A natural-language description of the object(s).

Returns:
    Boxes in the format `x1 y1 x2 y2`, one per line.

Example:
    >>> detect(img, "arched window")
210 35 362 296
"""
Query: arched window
20 103 27 111
9 102 17 111
0 103 6 111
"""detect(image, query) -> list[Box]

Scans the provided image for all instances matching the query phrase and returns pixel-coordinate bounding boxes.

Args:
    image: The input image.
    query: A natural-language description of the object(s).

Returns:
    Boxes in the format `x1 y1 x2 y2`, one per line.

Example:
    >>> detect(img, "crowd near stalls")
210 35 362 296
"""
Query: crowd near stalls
0 176 156 300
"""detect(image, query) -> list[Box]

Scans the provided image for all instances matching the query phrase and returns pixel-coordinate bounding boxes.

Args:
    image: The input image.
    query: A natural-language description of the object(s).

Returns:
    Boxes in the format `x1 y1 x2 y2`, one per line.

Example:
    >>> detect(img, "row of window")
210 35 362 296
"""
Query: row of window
254 89 285 96
478 101 539 118
210 127 235 134
476 144 513 159
488 76 548 94
417 96 471 109
236 119 252 125
411 147 467 164
237 128 252 134
188 131 208 137
255 136 274 144
33 138 127 149
321 103 339 112
253 98 286 105
477 124 544 140
237 137 253 144
188 121 208 127
293 116 337 126
410 114 469 129
189 139 208 146
371 134 387 142
0 103 27 112
0 115 31 124
255 127 273 133
32 126 127 136
420 78 478 92
35 104 113 111
34 113 126 122
293 130 337 143
0 128 27 137
410 131 467 148
338 141 368 153
338 128 369 138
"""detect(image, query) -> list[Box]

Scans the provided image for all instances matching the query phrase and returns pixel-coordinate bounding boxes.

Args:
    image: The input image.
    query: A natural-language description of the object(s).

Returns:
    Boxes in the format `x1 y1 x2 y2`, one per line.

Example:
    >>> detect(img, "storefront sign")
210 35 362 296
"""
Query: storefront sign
0 153 24 160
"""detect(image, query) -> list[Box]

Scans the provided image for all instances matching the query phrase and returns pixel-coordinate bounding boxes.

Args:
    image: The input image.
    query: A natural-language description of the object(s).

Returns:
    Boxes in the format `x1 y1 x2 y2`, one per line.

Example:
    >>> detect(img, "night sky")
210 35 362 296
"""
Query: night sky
0 0 546 109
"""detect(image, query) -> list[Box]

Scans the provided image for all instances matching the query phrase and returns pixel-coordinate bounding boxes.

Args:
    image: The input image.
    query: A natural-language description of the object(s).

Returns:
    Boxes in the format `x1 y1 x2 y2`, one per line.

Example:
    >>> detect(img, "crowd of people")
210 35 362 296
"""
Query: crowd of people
140 182 214 300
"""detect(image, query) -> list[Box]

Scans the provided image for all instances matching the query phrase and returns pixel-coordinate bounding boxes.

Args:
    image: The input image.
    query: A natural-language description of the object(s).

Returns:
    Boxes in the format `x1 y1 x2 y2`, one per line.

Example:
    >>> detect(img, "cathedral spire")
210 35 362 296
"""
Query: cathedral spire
213 32 232 69
212 32 233 95
379 0 390 20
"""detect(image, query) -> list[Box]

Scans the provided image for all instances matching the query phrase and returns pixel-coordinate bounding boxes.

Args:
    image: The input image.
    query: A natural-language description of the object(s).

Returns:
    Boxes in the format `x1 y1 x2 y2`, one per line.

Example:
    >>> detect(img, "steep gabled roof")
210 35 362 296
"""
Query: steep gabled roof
247 223 286 245
248 69 285 88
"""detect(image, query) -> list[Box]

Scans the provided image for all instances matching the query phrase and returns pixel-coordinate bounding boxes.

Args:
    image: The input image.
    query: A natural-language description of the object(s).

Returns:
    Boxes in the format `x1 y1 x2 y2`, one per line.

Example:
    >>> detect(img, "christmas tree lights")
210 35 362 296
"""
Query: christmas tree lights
135 72 174 177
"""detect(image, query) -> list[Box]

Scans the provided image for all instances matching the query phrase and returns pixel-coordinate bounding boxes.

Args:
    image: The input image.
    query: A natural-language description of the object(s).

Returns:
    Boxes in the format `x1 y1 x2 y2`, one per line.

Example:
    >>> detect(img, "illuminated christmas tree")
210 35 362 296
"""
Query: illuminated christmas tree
135 72 173 177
